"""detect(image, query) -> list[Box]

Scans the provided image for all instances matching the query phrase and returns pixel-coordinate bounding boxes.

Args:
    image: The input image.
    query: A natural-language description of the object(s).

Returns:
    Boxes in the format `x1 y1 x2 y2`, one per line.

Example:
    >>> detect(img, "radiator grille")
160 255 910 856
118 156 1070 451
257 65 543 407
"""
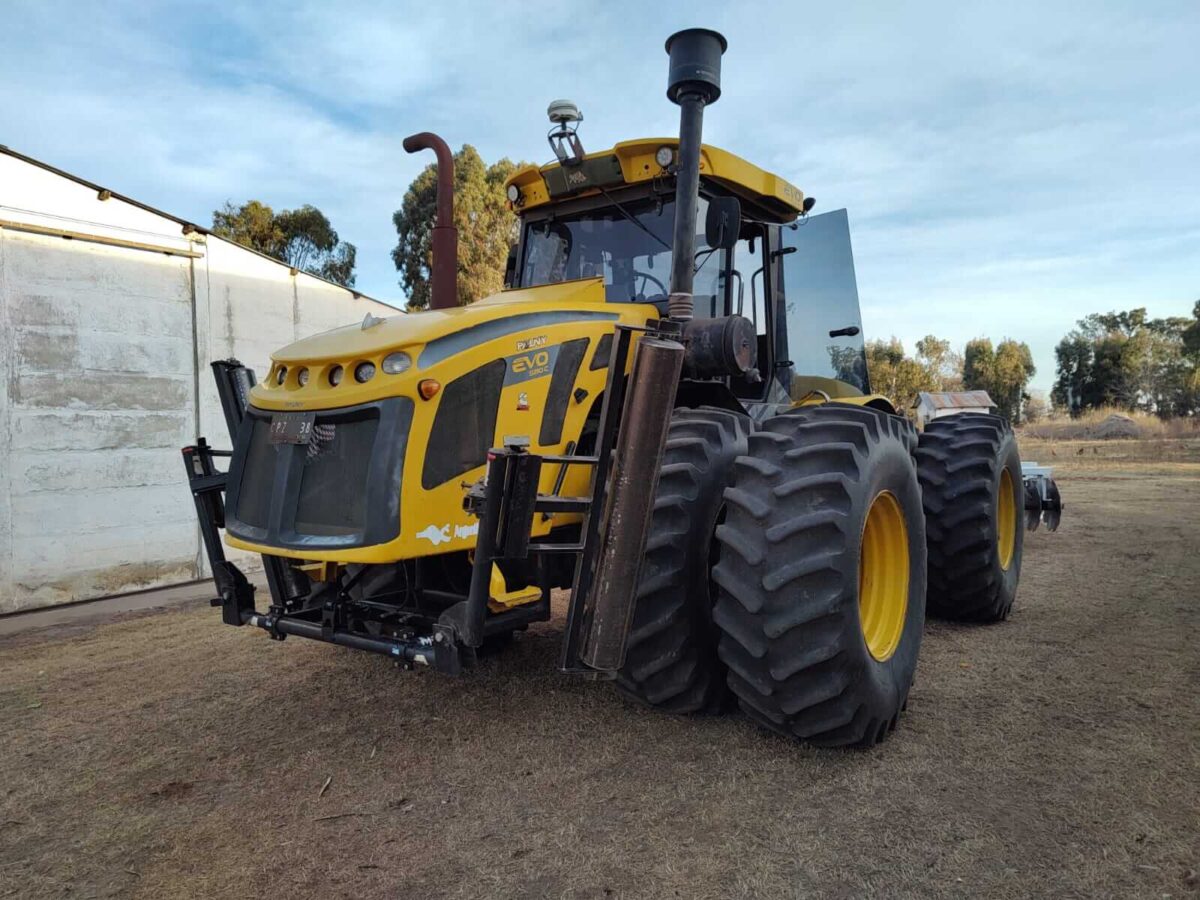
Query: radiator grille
294 416 380 536
227 398 411 549
235 417 277 529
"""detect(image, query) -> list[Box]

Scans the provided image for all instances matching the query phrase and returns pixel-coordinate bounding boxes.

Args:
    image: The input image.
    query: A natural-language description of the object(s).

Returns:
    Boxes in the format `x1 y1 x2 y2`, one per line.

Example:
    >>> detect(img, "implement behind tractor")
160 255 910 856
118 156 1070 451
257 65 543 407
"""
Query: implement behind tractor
183 29 1061 746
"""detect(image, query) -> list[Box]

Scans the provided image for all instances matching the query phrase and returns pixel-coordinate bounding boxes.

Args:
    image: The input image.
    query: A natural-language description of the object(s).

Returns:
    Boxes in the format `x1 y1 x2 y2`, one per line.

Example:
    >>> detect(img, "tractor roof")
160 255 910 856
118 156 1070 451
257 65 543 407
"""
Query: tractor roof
505 138 805 222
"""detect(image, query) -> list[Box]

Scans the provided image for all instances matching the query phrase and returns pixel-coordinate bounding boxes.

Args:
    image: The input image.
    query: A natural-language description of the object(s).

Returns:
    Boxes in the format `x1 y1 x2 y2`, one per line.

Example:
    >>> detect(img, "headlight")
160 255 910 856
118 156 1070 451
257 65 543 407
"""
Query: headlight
276 366 287 385
655 146 674 167
506 184 521 203
381 351 412 375
354 362 376 383
328 365 344 386
297 367 309 387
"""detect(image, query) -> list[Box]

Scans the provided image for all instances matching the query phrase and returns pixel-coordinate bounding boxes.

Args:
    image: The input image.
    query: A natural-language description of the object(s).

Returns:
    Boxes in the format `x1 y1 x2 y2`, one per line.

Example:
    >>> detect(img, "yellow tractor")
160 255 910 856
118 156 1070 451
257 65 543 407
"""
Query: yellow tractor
184 29 1061 746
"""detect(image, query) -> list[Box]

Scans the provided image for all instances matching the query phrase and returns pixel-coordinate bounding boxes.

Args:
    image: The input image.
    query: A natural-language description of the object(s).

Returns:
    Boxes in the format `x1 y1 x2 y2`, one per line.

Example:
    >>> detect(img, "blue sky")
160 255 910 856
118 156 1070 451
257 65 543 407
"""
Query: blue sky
2 1 1198 392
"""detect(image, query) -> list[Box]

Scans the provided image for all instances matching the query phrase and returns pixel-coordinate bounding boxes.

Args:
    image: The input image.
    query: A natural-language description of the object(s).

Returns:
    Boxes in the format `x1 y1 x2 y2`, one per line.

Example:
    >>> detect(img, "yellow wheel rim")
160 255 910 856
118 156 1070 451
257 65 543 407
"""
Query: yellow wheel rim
997 468 1016 571
858 491 910 662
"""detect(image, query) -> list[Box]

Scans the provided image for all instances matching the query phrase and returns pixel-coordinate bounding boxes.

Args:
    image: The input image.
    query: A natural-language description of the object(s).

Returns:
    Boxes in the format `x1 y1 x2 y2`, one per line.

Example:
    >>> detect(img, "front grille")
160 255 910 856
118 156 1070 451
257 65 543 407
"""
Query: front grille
295 417 380 536
236 417 276 529
226 398 412 550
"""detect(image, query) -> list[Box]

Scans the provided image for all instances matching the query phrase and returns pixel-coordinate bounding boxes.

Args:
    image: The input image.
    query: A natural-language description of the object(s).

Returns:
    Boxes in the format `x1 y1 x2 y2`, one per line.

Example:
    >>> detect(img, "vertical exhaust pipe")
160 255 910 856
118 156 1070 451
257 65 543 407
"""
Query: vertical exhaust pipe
403 132 458 310
578 29 726 673
665 28 726 319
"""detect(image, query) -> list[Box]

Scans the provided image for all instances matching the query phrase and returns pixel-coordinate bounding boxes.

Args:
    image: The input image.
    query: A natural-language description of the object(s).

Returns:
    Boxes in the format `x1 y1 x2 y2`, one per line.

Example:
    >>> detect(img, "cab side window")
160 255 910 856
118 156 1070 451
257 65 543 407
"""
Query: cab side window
777 209 869 395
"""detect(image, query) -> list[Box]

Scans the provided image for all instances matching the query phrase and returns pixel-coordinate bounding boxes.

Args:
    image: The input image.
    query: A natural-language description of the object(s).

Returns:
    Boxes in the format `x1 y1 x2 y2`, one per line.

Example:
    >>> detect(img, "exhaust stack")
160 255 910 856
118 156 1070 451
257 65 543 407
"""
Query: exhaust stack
665 28 726 316
403 132 458 310
577 30 727 673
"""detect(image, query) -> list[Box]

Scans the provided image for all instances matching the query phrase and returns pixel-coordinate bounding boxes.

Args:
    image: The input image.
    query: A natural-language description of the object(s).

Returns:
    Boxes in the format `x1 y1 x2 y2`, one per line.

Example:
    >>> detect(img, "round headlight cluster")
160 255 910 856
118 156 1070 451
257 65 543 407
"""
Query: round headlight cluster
382 351 412 375
655 146 675 167
288 355 409 388
276 365 287 385
506 184 521 204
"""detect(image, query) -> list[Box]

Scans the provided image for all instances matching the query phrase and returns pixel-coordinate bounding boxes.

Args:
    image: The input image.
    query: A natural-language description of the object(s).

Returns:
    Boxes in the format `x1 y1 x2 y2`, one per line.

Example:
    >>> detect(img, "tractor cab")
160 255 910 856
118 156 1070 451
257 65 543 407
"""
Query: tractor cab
504 135 873 408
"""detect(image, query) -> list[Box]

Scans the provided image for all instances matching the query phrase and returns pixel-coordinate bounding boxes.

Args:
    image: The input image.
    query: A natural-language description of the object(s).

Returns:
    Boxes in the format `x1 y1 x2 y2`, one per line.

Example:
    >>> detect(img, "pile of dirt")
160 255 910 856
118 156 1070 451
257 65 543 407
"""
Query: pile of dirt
1093 413 1142 439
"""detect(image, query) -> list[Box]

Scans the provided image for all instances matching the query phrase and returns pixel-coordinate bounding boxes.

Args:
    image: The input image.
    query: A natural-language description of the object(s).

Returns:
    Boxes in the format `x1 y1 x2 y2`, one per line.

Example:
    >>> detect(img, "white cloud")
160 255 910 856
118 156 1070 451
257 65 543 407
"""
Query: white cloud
2 0 1197 391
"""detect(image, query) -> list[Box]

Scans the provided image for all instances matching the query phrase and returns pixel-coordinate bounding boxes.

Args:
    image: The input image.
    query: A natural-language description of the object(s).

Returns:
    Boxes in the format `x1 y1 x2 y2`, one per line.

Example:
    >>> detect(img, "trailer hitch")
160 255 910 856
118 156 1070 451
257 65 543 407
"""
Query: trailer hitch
243 611 461 675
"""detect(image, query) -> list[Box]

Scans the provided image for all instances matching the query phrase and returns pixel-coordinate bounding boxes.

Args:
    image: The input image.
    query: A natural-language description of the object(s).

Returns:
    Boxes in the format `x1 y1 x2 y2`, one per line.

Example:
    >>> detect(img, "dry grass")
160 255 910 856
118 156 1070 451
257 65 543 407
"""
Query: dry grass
1019 436 1200 473
1023 406 1200 441
2 449 1199 899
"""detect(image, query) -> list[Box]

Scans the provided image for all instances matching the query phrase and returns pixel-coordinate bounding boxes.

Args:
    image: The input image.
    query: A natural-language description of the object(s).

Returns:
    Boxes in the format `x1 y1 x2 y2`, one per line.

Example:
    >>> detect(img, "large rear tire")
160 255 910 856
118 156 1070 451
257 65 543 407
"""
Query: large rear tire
915 413 1024 622
615 407 753 713
713 404 927 747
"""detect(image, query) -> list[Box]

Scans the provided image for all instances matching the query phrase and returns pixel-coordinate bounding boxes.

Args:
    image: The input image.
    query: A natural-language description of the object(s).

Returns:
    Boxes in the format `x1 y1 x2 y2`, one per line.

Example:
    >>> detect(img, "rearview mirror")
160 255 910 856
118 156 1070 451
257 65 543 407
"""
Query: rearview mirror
704 196 741 251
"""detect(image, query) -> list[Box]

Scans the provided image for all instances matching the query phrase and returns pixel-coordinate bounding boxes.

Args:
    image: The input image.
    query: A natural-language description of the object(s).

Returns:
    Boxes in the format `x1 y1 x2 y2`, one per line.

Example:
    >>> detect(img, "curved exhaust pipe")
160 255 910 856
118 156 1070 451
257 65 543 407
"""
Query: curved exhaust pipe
403 132 458 310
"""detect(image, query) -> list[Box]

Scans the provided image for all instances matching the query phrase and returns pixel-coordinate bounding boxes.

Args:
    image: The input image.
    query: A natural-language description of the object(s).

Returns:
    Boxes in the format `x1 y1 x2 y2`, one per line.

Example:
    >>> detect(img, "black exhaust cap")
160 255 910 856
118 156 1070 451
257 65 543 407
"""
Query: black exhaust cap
665 28 727 103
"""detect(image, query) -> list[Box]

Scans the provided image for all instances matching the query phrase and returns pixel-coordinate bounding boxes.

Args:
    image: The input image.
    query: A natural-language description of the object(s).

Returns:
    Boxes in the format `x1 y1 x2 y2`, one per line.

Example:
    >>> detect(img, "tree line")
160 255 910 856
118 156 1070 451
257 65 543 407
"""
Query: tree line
1053 305 1200 418
210 144 518 298
862 304 1200 422
865 335 1037 422
211 200 357 287
213 144 1198 421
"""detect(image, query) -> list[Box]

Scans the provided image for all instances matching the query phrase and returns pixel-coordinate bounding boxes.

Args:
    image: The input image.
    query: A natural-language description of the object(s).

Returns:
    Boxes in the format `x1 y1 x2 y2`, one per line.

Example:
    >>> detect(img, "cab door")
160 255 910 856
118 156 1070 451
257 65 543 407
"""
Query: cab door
773 209 870 399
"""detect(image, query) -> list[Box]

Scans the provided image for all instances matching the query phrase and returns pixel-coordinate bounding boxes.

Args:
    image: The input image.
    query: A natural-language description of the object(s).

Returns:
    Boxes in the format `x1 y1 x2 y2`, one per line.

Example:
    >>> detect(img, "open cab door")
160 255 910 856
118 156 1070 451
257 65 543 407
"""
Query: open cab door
776 209 871 401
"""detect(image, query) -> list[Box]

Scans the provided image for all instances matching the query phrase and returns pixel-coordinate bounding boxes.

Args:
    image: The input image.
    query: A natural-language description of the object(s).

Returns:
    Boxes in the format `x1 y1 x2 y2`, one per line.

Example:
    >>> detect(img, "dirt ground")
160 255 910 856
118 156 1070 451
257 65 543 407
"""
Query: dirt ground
2 438 1198 899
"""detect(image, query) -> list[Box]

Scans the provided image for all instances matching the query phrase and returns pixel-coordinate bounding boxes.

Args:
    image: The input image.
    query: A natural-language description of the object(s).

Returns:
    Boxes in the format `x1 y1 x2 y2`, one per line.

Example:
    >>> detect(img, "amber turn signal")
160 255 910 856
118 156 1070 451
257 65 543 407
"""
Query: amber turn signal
418 379 441 400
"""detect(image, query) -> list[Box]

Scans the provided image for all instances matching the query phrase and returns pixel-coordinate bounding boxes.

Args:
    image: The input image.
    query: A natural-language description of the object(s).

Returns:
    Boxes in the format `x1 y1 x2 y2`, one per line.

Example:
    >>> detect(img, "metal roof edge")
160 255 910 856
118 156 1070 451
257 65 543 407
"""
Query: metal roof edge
0 144 398 305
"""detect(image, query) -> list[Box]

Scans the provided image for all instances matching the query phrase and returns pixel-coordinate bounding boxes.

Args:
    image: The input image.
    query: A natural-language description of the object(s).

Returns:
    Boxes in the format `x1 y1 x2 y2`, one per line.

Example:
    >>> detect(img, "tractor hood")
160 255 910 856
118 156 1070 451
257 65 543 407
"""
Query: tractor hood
273 278 610 364
247 276 647 412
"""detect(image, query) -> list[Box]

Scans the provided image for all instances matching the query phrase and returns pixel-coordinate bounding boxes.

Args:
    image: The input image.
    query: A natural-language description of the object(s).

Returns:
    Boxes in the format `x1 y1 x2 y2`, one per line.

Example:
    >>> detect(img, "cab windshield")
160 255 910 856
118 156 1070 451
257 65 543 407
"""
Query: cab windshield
519 195 722 311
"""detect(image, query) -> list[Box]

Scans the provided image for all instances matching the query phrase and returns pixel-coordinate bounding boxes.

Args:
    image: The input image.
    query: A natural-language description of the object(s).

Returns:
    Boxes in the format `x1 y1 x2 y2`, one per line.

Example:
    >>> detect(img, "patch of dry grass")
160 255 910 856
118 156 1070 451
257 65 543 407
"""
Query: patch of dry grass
1018 434 1200 475
1 467 1198 899
1023 406 1200 441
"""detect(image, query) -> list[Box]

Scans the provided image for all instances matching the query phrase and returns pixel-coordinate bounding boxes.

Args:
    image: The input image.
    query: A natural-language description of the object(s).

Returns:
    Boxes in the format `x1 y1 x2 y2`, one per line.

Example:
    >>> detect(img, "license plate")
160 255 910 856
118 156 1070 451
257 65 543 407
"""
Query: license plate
269 412 316 445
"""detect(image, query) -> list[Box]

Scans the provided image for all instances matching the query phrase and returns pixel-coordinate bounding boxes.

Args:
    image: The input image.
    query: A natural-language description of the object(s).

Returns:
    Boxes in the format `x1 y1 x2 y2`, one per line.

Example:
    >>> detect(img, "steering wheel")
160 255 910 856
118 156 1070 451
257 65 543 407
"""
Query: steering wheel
633 270 667 299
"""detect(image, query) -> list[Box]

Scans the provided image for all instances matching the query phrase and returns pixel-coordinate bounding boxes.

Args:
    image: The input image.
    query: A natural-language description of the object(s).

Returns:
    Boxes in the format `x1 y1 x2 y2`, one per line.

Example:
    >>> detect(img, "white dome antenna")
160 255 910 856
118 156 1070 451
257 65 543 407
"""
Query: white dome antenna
546 99 586 165
547 99 583 125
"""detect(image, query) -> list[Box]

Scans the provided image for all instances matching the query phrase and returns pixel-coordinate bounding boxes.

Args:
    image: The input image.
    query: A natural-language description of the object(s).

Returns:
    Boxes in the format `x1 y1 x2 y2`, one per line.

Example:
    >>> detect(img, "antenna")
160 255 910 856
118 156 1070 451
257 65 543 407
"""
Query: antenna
546 99 586 165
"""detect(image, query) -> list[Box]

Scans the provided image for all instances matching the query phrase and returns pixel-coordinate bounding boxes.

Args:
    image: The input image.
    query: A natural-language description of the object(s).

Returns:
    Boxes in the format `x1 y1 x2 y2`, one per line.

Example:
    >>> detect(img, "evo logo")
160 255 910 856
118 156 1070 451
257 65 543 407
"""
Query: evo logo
504 343 560 386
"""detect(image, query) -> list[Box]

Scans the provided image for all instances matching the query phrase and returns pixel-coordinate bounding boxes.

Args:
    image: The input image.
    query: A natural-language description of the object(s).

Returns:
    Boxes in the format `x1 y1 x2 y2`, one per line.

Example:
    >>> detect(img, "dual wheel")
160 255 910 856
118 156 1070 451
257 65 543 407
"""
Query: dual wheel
617 404 1024 746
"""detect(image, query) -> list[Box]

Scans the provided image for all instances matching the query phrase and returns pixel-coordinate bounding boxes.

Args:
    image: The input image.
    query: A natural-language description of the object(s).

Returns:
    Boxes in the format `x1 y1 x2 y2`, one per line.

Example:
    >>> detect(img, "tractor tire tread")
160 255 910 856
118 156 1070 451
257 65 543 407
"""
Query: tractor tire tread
712 403 926 747
615 406 753 714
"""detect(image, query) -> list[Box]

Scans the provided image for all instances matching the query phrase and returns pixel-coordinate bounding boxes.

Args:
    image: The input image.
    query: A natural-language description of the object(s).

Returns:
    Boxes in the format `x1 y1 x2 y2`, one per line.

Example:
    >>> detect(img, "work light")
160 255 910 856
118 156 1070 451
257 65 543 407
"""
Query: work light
382 351 412 375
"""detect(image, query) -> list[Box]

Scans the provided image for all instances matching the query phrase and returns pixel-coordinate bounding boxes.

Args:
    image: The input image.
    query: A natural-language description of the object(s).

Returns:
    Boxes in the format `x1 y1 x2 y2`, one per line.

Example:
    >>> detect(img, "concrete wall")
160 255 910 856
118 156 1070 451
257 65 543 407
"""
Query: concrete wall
0 154 396 612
